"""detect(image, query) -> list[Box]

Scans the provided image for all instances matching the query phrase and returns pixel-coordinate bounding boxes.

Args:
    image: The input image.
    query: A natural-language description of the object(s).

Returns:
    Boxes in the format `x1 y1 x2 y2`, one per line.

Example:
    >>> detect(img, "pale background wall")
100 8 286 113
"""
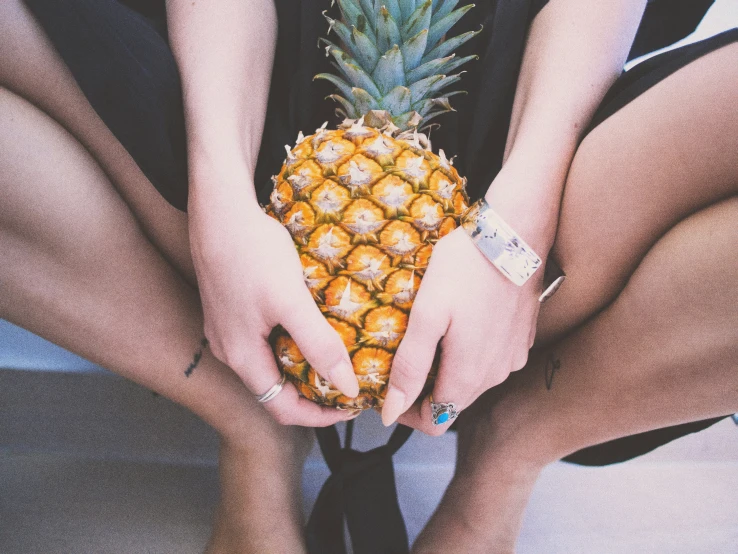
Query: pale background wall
1 1 737 552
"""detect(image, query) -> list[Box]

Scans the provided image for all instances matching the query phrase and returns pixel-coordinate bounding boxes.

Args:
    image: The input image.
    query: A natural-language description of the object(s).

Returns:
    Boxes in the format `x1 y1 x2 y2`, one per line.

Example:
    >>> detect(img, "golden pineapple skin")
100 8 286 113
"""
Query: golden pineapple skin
266 121 469 410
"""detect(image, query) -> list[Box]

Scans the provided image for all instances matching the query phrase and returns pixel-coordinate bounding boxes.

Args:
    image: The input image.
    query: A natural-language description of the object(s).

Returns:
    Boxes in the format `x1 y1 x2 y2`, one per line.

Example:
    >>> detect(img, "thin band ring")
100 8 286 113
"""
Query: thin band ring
256 372 287 403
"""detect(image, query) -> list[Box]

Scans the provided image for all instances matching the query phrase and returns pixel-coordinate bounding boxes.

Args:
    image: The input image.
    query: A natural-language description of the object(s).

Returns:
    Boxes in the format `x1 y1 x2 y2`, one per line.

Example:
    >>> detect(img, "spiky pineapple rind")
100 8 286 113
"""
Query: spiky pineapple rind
266 120 468 410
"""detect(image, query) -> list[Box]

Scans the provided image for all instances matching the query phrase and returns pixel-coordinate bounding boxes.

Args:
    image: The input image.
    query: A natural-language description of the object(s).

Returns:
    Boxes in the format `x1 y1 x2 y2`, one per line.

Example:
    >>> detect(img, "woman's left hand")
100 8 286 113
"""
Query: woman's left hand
380 223 545 435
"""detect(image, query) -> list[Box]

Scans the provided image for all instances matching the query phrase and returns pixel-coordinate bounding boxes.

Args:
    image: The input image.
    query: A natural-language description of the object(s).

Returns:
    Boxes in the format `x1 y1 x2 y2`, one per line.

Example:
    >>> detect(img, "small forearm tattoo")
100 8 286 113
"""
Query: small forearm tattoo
544 353 561 390
185 337 209 378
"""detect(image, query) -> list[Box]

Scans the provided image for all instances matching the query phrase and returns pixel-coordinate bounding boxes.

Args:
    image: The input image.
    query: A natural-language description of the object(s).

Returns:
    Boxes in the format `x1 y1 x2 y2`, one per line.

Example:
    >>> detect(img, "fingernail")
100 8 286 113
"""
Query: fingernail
381 387 406 427
332 361 359 398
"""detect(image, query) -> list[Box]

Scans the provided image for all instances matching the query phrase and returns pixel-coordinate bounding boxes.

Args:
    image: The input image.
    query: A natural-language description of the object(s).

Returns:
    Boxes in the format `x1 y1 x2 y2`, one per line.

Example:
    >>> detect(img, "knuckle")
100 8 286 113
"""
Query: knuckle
391 349 423 388
454 374 478 393
513 351 529 371
221 344 250 370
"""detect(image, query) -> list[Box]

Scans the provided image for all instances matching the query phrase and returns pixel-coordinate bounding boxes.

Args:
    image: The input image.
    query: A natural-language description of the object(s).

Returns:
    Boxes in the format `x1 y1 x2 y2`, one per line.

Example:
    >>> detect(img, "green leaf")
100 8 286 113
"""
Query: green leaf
402 0 432 41
376 6 402 53
314 73 356 101
359 0 377 24
409 74 443 103
401 29 428 71
427 72 464 97
328 95 359 118
351 26 381 71
328 46 382 99
372 45 405 95
441 53 477 74
431 0 445 14
353 87 380 113
406 54 453 83
381 86 412 114
427 4 474 53
383 0 403 23
338 0 377 42
412 92 464 114
398 0 416 24
420 27 481 65
392 110 423 129
324 15 360 60
432 0 459 22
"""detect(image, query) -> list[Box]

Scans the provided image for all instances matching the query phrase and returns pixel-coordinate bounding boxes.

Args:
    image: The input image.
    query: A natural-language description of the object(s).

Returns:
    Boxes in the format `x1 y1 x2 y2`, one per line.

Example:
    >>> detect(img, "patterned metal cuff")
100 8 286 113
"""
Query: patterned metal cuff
461 198 543 286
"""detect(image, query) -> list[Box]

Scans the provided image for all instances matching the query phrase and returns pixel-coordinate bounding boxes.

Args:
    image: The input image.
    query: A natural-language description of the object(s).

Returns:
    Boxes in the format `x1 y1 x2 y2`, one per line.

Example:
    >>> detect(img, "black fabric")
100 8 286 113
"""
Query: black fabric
308 421 414 554
628 0 716 59
22 0 722 208
23 0 188 210
563 417 727 466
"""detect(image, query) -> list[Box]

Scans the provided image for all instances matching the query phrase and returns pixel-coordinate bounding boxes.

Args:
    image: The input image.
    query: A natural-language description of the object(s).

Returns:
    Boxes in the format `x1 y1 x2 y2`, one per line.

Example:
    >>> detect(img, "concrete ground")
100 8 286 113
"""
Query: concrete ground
1 368 737 553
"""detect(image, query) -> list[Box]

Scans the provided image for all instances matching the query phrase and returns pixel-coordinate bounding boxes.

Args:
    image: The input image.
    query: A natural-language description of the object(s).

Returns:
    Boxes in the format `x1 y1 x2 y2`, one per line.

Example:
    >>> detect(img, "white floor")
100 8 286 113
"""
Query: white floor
1 369 737 553
2 426 737 553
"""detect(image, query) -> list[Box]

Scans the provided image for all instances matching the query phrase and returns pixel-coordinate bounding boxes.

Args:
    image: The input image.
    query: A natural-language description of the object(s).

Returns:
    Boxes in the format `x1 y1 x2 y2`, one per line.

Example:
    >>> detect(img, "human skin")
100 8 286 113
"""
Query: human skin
381 0 650 432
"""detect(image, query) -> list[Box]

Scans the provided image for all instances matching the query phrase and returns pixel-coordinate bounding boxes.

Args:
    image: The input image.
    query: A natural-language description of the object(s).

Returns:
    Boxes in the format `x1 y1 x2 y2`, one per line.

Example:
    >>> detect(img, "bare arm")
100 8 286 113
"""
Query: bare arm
165 0 277 206
161 1 360 425
383 0 652 431
487 0 648 257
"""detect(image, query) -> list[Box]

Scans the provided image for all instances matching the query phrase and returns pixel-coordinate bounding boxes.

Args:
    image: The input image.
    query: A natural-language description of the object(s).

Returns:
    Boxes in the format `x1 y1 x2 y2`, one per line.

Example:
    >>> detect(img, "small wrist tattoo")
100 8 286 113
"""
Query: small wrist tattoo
185 337 209 378
544 352 561 390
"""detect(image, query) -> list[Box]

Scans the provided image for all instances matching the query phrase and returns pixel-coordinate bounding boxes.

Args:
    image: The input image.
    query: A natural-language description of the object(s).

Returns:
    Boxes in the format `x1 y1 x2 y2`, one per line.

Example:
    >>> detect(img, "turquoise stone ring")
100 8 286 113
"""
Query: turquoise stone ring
429 394 459 426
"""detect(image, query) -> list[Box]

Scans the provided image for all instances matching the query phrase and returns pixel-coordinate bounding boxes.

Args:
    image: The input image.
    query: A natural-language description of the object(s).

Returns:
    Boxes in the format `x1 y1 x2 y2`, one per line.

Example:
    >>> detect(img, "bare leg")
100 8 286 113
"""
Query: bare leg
414 197 738 553
0 0 194 283
0 2 323 550
0 86 308 552
413 40 738 553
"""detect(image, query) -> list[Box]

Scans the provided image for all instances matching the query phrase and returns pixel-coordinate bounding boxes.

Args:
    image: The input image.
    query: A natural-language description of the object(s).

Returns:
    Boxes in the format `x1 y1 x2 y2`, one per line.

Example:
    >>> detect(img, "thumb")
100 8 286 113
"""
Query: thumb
381 303 447 426
278 285 360 398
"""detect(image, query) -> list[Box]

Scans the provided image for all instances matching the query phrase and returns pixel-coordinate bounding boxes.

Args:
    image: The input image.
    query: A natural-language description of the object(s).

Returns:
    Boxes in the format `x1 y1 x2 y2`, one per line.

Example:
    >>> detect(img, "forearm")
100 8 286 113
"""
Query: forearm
486 0 647 256
165 0 277 205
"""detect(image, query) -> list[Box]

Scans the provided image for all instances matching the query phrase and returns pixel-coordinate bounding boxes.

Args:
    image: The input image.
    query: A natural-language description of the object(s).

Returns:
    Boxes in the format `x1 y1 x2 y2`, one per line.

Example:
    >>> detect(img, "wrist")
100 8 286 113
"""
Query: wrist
188 147 263 213
482 171 561 259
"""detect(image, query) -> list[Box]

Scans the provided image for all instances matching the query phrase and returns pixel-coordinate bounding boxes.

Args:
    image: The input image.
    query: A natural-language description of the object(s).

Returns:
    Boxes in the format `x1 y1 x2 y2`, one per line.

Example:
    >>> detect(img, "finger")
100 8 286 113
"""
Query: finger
230 336 357 425
381 296 448 426
395 392 459 437
430 321 486 418
396 400 423 430
263 381 360 427
395 396 445 436
278 284 360 398
228 334 287 398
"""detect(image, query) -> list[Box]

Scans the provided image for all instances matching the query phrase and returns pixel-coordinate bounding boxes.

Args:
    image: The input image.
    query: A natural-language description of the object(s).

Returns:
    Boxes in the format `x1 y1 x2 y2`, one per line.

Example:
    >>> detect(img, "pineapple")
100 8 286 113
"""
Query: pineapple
264 0 478 410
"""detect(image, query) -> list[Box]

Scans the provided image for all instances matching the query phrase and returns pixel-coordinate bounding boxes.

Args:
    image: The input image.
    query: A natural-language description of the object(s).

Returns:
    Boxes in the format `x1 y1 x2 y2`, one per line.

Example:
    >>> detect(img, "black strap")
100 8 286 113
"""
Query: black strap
307 421 414 554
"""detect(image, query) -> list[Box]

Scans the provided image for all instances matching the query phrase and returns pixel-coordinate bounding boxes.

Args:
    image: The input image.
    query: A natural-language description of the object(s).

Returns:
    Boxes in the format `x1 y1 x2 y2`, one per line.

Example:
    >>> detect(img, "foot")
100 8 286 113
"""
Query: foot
412 377 547 554
206 425 313 554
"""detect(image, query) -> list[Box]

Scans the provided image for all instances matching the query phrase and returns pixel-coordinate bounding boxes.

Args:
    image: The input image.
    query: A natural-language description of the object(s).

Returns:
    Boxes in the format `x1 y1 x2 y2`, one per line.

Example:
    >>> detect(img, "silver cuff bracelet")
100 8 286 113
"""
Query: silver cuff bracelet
461 198 566 303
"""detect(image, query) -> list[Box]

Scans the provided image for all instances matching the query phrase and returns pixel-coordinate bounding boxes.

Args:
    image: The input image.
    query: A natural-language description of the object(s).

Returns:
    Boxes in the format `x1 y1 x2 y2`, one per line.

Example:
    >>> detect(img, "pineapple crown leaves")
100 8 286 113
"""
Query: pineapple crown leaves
315 0 480 132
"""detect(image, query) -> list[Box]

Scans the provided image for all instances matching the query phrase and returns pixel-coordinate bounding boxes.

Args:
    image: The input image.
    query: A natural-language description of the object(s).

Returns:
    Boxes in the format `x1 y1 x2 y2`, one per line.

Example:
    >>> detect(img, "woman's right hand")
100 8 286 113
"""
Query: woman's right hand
187 160 360 427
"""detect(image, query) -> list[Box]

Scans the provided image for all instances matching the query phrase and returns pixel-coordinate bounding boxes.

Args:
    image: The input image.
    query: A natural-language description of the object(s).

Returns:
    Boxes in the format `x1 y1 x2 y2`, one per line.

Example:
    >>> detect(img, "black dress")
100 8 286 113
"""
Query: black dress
19 0 736 550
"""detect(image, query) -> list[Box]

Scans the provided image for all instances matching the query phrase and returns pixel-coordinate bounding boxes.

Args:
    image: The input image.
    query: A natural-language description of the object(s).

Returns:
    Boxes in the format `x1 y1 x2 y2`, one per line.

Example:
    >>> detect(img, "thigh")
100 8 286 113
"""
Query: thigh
535 39 738 345
0 0 195 283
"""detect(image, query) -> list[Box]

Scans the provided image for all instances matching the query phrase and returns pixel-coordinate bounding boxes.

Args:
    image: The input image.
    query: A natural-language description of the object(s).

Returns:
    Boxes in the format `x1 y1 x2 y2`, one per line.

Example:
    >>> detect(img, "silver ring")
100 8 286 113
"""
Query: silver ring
256 372 287 403
429 394 459 426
